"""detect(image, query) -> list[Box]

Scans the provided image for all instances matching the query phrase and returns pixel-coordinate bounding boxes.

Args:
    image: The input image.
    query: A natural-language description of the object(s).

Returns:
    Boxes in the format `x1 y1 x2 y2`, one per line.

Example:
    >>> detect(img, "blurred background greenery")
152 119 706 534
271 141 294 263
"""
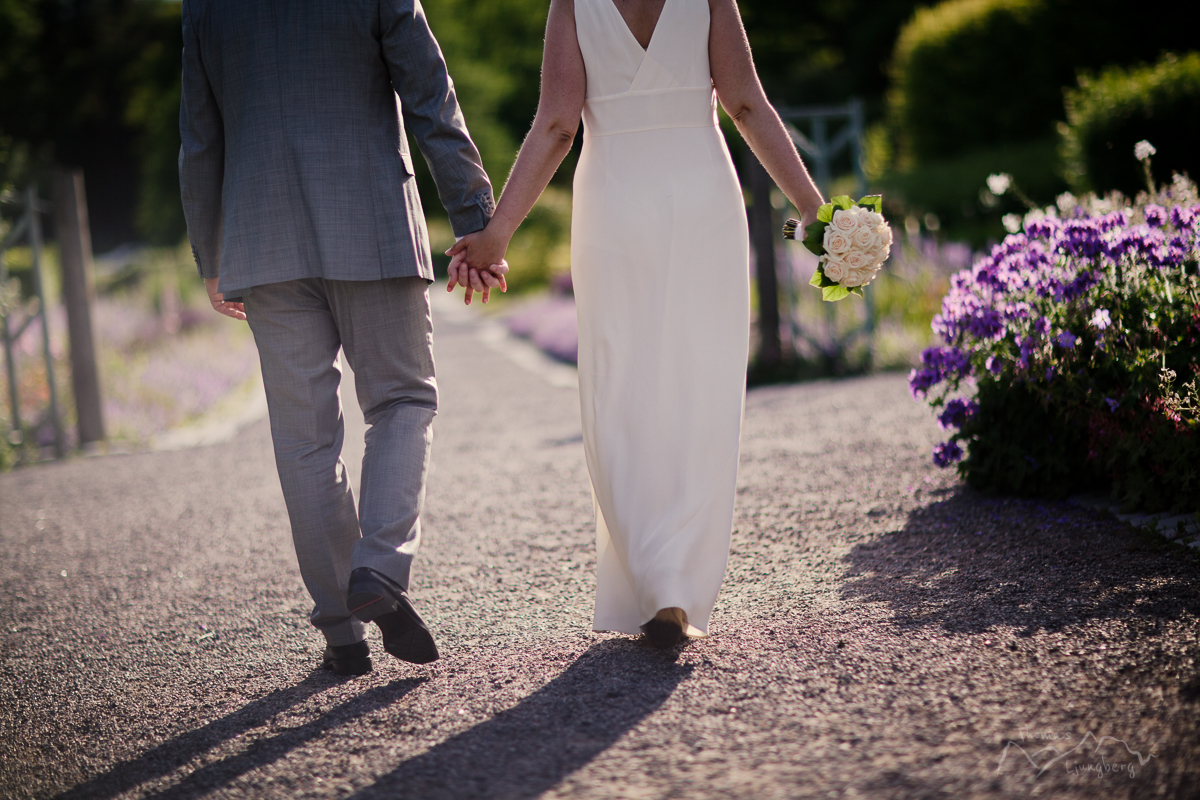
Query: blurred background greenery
1 0 1197 458
5 0 1196 269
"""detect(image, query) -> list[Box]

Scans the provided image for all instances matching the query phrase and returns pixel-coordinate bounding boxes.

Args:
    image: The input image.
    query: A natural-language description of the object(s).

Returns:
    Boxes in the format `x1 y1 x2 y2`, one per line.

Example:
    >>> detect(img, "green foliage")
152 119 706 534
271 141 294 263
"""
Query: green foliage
0 0 184 249
420 0 549 192
739 0 931 110
125 3 185 246
887 0 1195 168
921 179 1200 514
502 187 571 293
1060 53 1200 197
880 138 1066 245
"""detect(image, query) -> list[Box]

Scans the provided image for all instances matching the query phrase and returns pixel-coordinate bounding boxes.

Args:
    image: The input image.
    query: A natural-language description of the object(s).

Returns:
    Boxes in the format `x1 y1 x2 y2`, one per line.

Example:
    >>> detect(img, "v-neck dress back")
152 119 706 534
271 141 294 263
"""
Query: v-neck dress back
571 0 750 636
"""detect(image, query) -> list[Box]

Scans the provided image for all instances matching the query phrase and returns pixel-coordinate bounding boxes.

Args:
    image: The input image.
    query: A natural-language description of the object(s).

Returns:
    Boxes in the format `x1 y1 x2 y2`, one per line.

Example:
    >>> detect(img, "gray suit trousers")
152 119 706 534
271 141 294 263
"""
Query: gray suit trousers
245 277 436 646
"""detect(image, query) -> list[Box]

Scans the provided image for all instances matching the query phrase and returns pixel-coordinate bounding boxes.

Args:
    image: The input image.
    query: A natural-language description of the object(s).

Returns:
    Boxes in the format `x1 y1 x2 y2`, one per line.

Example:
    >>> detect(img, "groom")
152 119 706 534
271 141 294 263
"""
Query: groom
179 0 502 674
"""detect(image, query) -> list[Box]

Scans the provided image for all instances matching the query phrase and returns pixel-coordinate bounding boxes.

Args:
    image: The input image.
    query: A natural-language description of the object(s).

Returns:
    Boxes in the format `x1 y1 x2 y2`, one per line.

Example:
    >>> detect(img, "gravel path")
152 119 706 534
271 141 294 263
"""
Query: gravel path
2 294 1198 799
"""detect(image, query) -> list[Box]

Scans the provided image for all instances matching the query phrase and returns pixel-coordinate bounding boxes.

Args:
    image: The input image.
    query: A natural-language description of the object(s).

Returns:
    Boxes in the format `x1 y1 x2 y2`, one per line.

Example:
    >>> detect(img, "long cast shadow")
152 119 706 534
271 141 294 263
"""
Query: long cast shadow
840 488 1200 636
54 672 423 800
348 640 693 800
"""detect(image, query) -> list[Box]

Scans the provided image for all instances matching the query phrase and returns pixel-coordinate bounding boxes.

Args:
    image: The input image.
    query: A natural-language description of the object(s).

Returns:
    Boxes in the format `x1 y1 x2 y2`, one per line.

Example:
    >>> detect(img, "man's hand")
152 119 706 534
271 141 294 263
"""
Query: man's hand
204 277 246 320
446 255 508 305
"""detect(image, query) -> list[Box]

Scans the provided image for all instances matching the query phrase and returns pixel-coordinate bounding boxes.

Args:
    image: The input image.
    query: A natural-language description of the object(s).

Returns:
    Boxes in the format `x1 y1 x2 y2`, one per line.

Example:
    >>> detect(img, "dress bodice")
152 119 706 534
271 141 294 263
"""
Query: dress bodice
574 0 717 137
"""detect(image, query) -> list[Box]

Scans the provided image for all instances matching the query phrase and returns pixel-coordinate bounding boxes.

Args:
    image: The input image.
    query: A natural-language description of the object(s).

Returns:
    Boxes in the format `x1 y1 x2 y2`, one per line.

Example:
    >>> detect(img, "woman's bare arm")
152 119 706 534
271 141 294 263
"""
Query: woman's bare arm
708 0 824 228
447 0 586 273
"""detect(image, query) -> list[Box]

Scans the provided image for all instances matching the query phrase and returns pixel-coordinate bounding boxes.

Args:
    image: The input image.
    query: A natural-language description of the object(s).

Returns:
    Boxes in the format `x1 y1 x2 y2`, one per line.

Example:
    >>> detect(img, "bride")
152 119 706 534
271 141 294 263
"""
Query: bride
448 0 823 646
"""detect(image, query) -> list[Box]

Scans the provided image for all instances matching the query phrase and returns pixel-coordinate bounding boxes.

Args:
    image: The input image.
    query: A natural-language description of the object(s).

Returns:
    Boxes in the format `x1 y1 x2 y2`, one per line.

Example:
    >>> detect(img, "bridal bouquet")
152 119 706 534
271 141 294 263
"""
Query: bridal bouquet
783 195 893 301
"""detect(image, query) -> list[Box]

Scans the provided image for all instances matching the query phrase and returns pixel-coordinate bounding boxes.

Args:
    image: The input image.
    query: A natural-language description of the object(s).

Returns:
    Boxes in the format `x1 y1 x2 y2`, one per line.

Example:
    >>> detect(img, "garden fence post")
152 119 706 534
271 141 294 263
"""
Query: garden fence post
746 152 781 367
1 244 21 438
27 186 67 458
52 169 105 447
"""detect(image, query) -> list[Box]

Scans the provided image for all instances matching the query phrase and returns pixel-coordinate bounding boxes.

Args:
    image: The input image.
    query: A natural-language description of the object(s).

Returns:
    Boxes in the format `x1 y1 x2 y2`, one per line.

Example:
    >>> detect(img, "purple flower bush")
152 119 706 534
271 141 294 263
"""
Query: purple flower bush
910 171 1200 513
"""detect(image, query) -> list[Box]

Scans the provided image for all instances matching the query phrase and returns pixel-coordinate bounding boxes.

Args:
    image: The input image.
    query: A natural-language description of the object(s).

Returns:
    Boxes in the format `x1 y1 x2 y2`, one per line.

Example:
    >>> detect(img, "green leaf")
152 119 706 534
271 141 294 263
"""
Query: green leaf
816 203 834 223
831 195 854 211
809 267 825 288
822 284 852 302
856 195 883 212
850 286 865 298
802 220 828 257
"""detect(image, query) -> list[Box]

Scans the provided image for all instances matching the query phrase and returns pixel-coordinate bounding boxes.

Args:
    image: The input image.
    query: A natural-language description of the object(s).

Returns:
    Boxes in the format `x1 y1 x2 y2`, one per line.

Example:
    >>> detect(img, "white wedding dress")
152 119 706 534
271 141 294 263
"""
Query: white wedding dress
571 0 750 635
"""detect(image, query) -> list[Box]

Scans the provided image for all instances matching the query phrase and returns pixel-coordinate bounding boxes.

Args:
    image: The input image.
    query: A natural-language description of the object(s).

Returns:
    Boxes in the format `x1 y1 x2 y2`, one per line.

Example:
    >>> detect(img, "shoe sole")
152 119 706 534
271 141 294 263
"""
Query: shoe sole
375 609 439 664
348 577 439 664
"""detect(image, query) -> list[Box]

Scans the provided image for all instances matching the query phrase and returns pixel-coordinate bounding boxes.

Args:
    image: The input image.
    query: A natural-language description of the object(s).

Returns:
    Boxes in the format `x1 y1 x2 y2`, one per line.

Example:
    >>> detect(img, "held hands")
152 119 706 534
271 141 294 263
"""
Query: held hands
446 254 509 305
445 223 513 305
204 277 246 320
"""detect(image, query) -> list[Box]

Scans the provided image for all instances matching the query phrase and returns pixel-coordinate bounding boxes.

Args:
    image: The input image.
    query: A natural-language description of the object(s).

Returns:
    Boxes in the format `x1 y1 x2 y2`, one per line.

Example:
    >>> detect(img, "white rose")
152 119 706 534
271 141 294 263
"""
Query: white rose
859 210 883 230
852 227 874 249
877 223 894 247
824 228 852 254
844 250 867 270
852 265 881 287
832 208 859 233
822 254 848 283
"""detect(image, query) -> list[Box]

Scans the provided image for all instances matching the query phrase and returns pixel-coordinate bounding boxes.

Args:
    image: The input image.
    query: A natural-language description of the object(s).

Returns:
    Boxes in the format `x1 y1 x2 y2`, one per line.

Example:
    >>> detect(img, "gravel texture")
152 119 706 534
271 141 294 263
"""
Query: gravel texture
2 297 1199 799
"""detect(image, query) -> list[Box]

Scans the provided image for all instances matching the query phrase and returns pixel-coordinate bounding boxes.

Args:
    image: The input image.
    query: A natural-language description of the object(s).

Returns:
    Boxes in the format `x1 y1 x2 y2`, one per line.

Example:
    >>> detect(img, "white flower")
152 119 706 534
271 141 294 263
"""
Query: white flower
844 250 868 270
850 266 879 287
852 227 875 249
876 224 894 252
986 173 1012 196
1134 140 1157 161
1002 213 1023 234
831 208 860 233
1056 192 1078 213
858 209 884 230
824 228 853 255
822 254 848 283
1091 308 1112 330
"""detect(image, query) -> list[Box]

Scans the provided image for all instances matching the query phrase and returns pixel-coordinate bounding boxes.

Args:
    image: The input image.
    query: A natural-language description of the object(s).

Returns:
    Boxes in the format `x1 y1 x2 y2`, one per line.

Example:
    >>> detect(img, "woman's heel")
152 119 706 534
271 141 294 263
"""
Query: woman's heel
642 607 688 648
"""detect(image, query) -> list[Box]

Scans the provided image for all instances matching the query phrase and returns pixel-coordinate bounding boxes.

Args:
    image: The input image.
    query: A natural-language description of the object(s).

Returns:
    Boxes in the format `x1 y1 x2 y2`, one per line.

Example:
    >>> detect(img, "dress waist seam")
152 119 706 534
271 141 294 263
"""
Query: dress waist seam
583 121 717 139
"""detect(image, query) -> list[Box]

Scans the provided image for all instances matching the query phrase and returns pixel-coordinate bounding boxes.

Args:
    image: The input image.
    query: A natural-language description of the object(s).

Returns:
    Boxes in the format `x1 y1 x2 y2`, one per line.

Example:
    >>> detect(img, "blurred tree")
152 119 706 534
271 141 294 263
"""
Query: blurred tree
0 0 179 250
739 0 934 116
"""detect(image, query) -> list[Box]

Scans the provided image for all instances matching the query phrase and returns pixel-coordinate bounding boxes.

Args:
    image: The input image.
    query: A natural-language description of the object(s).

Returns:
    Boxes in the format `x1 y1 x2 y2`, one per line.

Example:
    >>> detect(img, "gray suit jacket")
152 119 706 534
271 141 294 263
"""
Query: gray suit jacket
179 0 494 296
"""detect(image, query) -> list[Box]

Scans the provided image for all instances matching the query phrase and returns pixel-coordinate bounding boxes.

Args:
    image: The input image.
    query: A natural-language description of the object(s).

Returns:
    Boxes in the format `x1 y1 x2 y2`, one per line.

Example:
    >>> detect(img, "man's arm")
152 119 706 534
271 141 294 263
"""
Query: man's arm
379 0 494 237
178 0 225 284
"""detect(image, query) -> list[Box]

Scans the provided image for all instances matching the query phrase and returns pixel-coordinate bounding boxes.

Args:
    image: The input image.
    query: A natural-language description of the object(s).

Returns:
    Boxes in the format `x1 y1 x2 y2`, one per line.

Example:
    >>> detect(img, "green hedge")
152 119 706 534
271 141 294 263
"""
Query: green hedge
888 0 1195 167
1060 53 1200 196
880 137 1065 245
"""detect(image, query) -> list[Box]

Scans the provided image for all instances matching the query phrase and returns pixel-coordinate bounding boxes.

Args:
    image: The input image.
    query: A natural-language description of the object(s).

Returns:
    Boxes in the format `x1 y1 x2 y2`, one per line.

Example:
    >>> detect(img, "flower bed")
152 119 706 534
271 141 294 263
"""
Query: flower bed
910 171 1200 514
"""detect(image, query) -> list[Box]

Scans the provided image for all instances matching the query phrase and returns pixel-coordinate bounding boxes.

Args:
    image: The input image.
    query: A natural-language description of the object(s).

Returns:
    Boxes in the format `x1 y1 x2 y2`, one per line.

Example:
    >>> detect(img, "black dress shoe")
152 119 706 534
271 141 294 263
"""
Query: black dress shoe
347 567 439 665
321 640 372 675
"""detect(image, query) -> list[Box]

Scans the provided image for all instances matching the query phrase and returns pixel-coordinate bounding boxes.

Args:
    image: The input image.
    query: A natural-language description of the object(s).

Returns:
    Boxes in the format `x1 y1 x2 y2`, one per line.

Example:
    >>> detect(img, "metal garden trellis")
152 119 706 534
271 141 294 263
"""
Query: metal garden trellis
776 98 876 369
1 186 67 459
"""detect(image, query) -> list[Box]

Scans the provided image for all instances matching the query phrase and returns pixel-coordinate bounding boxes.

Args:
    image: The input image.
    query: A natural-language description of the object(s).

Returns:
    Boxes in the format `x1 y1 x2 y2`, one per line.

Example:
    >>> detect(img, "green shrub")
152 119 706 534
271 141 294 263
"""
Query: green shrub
911 175 1200 514
888 0 1195 167
880 138 1065 245
1060 53 1200 197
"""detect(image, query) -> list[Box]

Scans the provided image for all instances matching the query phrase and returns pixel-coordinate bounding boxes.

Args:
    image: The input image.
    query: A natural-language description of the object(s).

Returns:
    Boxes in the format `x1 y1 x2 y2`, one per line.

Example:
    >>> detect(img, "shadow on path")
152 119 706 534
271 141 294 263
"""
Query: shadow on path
840 489 1200 636
348 639 693 800
55 672 423 800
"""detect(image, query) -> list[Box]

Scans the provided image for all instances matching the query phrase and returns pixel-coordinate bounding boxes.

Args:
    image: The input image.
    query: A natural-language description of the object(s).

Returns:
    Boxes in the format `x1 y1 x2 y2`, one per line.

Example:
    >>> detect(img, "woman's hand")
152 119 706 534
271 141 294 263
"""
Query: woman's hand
446 225 510 273
798 202 821 241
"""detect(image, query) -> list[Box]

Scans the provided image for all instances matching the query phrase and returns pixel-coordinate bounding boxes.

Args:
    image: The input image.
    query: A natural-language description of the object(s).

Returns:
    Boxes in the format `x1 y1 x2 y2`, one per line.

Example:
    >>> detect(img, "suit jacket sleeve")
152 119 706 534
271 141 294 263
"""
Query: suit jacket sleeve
380 0 495 237
178 0 224 280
